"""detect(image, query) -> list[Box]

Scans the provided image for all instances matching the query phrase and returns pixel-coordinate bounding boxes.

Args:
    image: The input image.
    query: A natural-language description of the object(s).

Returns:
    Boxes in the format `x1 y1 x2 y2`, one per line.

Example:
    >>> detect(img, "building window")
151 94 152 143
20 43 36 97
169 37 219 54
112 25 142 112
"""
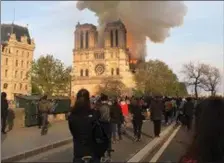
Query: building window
15 71 18 78
22 51 24 57
5 69 8 77
21 71 23 79
111 68 114 75
110 30 114 47
21 60 24 67
3 83 8 89
85 69 89 76
5 58 8 65
25 85 28 90
14 84 17 90
16 60 18 66
80 31 84 49
20 83 22 90
94 53 104 59
80 69 83 76
100 53 104 59
5 48 8 53
85 31 89 49
27 52 29 58
116 68 120 75
27 61 29 68
16 50 19 55
115 29 118 47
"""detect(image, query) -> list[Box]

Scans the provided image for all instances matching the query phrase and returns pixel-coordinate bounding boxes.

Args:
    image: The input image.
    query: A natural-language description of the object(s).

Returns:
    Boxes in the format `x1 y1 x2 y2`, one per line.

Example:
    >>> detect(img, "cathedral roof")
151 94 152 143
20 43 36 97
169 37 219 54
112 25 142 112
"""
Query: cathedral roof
1 23 31 44
106 20 126 29
76 22 97 30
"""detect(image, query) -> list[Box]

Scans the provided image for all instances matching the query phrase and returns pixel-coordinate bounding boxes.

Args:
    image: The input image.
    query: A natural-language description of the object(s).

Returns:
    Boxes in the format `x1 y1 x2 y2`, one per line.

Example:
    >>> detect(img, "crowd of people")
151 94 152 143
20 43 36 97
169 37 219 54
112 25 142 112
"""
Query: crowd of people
1 90 224 163
67 90 224 163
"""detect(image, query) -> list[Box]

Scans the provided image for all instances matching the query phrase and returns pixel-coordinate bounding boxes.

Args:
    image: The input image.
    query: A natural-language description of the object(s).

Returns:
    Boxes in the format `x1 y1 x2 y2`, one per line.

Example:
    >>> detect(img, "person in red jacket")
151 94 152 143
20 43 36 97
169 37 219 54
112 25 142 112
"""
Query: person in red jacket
120 99 129 117
120 98 130 133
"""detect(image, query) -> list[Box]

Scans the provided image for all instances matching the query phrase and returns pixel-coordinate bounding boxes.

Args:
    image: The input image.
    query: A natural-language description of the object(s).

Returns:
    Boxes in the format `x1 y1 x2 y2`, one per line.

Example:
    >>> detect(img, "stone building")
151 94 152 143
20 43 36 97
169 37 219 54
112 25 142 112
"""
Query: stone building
1 24 35 100
71 20 136 95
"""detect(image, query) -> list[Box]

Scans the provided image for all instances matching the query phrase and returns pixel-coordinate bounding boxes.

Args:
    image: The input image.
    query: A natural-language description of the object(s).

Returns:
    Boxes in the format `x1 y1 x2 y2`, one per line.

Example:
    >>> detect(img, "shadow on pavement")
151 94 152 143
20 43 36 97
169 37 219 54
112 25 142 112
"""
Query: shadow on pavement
126 127 154 139
1 133 7 143
7 109 15 132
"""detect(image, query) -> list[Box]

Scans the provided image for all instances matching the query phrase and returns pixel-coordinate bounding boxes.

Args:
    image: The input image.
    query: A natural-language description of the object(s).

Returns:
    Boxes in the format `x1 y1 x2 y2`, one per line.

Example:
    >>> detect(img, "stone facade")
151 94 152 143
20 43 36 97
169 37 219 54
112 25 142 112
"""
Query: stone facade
1 24 35 100
71 20 136 96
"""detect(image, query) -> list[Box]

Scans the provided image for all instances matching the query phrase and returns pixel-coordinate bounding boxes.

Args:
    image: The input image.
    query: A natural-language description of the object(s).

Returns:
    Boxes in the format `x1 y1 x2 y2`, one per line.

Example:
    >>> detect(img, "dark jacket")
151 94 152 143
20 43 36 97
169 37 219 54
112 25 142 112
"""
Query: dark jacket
129 104 144 123
183 101 194 117
68 109 98 158
39 99 52 113
150 99 164 121
1 98 8 117
110 104 123 124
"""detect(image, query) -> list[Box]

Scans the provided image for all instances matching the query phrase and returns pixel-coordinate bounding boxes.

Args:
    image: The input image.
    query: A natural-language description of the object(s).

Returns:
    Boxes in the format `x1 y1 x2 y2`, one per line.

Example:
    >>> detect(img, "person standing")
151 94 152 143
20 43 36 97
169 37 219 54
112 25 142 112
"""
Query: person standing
150 95 164 137
98 93 113 160
176 98 186 125
37 97 43 129
110 98 124 143
183 97 194 131
171 98 177 119
164 98 172 125
120 98 129 134
129 98 144 141
1 92 8 134
68 89 102 163
38 94 52 135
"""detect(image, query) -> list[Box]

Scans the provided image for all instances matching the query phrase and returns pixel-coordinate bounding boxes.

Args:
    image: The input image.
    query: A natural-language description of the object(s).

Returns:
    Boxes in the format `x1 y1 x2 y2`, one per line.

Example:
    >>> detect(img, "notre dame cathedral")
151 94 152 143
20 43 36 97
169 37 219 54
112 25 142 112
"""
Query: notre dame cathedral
71 20 136 96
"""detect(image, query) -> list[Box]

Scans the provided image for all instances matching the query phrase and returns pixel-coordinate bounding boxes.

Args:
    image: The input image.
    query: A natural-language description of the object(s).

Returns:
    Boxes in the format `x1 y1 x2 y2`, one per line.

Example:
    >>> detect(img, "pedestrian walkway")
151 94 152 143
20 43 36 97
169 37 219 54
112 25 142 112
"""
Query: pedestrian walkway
1 121 71 159
155 125 195 162
20 121 168 162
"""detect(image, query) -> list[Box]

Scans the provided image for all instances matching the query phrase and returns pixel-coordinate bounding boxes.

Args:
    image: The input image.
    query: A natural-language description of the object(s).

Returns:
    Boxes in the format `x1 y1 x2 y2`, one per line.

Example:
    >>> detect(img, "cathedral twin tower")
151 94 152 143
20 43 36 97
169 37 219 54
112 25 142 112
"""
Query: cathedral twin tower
72 20 135 96
74 20 127 50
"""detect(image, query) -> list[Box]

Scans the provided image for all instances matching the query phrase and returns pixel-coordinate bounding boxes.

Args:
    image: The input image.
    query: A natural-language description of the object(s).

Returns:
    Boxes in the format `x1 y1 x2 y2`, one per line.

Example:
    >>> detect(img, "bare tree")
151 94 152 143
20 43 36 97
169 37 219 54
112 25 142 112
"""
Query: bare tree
201 65 221 96
181 62 207 99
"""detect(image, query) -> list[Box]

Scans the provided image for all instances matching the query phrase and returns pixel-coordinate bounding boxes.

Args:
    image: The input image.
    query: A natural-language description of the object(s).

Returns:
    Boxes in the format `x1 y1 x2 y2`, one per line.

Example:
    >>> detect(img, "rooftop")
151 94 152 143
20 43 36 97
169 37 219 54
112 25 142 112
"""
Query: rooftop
76 22 97 30
1 23 32 44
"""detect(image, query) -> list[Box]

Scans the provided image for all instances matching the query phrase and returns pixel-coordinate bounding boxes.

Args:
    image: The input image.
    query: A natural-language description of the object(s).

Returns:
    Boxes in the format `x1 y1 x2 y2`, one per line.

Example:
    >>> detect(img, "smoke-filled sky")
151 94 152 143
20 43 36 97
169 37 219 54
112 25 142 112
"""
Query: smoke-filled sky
1 1 224 95
76 1 187 59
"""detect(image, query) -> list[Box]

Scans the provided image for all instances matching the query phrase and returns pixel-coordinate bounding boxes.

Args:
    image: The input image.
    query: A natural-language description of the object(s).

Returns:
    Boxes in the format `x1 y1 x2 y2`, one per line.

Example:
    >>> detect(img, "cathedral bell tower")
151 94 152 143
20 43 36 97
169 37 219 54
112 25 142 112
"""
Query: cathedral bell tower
74 23 97 50
104 20 127 49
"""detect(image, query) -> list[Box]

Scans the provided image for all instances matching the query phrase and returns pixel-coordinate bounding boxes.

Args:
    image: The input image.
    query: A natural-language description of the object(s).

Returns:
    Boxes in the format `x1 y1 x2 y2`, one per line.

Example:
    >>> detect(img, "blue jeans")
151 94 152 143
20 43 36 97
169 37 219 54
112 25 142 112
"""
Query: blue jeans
111 123 117 140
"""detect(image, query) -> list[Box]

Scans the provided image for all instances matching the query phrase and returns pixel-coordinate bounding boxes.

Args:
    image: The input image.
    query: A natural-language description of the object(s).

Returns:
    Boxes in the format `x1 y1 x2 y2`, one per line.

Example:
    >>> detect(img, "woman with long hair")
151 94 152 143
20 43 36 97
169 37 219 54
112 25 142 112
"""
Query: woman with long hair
180 96 224 163
68 89 100 163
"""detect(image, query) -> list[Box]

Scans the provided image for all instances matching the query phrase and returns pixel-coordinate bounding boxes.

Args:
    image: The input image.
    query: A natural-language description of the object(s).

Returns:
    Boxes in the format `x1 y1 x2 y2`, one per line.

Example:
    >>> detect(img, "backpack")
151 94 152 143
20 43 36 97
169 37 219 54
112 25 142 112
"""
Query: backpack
165 101 172 112
92 120 109 156
99 104 111 122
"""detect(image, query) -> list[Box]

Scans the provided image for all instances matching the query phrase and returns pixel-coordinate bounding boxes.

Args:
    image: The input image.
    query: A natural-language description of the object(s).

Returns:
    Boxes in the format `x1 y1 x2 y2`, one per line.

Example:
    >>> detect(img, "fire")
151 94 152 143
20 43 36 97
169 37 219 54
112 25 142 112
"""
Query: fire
126 31 137 59
130 59 138 64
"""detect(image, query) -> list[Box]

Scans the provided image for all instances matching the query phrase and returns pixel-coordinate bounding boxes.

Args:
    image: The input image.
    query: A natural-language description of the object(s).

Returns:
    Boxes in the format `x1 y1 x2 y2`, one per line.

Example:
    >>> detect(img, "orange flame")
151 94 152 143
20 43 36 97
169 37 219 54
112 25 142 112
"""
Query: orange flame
130 59 138 64
127 31 136 59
